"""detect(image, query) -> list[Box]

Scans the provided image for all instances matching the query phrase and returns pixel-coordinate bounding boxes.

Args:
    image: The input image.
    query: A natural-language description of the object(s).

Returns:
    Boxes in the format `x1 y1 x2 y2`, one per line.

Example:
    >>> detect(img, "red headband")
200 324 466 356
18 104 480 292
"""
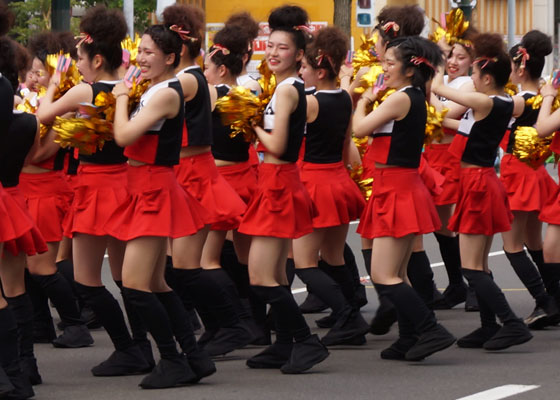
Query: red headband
382 21 400 37
293 24 313 37
75 33 93 48
473 56 498 69
208 44 230 59
514 47 530 70
169 25 197 42
410 56 435 72
315 49 335 72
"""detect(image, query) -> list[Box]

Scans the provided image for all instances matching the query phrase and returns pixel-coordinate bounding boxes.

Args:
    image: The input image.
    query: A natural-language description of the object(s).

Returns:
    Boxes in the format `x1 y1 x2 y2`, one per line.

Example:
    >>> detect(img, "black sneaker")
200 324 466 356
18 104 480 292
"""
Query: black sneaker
299 293 328 314
139 356 198 389
465 287 479 312
0 367 15 397
380 336 419 360
246 342 293 369
321 310 370 346
369 302 397 335
483 321 533 351
457 325 501 348
540 296 560 326
4 362 34 400
186 348 216 381
315 312 337 329
280 335 329 374
91 346 152 376
524 306 548 330
405 324 456 361
20 356 42 385
203 323 255 356
432 283 467 310
52 324 94 348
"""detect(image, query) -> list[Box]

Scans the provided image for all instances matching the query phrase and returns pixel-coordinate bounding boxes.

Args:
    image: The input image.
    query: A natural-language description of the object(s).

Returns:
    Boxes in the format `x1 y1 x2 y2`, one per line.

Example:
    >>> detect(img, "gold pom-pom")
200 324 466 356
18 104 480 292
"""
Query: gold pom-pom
352 136 369 159
429 9 471 47
352 32 379 77
512 126 553 169
257 61 276 102
52 104 113 155
127 79 150 114
45 52 82 100
121 34 141 66
93 92 116 122
425 103 449 145
215 86 262 143
347 163 373 201
354 63 384 94
504 81 518 96
527 92 560 112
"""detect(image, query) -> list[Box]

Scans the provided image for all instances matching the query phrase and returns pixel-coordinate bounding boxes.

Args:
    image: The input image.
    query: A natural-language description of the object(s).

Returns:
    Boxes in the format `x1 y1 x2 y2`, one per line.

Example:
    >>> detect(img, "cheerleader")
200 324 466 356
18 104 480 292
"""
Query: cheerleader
292 26 369 346
500 31 559 329
21 32 94 348
37 6 157 376
432 33 533 350
162 4 254 357
428 23 479 311
106 24 215 389
353 36 455 361
236 5 329 374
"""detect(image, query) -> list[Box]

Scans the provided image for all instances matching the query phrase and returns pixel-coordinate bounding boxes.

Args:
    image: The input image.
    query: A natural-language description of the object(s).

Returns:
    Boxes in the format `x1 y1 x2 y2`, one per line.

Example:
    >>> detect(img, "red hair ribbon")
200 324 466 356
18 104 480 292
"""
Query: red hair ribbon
472 56 498 70
293 24 313 37
75 33 93 48
169 25 197 42
315 49 335 72
410 56 435 72
382 21 400 36
515 47 530 69
208 44 230 59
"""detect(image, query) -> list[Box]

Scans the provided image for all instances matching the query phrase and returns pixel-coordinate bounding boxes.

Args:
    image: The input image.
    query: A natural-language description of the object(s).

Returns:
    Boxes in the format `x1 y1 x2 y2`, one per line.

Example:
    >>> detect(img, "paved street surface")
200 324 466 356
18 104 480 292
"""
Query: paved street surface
31 221 560 400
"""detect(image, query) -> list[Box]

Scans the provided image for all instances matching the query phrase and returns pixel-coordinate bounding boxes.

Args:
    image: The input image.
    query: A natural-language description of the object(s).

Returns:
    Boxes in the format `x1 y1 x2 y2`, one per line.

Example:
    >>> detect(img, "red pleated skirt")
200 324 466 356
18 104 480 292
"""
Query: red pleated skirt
500 154 558 212
361 143 376 180
238 163 315 239
104 165 208 240
300 161 366 228
65 164 130 237
540 181 560 225
19 171 74 242
423 143 461 205
419 155 445 198
2 186 48 256
357 167 441 239
448 167 513 235
174 152 246 230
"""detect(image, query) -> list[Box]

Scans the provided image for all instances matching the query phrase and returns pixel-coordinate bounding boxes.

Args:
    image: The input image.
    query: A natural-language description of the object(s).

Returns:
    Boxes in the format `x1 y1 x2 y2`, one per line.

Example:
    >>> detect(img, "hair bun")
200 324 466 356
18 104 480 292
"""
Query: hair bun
268 5 308 31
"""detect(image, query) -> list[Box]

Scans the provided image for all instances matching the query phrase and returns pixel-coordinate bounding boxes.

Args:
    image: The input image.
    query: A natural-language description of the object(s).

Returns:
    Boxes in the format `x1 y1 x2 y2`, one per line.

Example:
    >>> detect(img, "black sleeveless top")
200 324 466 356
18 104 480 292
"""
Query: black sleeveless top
179 66 213 147
457 95 514 167
124 78 184 166
304 89 352 164
79 81 127 164
506 91 538 154
0 111 37 187
370 86 426 168
211 85 250 162
263 77 306 163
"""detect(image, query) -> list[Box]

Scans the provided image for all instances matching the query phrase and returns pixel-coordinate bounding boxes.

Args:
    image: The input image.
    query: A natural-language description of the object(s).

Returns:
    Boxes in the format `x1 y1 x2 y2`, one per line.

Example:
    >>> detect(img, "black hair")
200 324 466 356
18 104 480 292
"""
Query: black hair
376 5 425 44
144 24 183 68
510 30 552 80
79 6 127 71
387 36 443 95
28 32 63 64
0 2 14 37
305 26 349 80
268 5 309 51
209 25 249 77
225 12 259 66
162 4 205 61
0 36 20 90
473 33 511 88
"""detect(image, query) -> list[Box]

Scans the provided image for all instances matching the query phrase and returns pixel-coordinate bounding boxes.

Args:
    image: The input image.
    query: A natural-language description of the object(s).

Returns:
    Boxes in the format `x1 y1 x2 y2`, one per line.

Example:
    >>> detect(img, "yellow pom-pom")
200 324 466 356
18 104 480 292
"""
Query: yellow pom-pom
512 126 553 169
425 104 449 145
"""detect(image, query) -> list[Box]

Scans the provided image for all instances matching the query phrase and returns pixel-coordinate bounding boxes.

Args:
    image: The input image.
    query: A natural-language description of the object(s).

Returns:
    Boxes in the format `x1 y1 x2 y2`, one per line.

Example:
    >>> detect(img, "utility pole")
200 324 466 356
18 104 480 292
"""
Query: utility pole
51 0 70 31
450 0 476 21
124 0 134 37
507 0 515 49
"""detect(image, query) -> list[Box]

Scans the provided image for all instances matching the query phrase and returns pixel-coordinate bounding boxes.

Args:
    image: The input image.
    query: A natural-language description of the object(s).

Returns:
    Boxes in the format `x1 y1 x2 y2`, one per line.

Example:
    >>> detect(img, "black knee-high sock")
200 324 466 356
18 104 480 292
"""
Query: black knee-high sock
434 233 464 285
344 243 363 290
541 262 560 298
528 251 559 295
295 267 348 317
361 249 372 277
407 251 436 305
173 268 239 328
56 259 83 309
121 288 179 359
318 260 356 303
220 240 251 299
285 258 295 287
205 268 251 319
462 269 520 325
474 288 499 330
0 308 20 370
31 272 82 326
76 283 133 351
114 280 148 344
395 309 418 341
164 256 196 311
25 270 54 330
6 294 35 359
374 282 437 334
154 291 198 355
505 250 548 304
248 287 267 326
251 286 311 342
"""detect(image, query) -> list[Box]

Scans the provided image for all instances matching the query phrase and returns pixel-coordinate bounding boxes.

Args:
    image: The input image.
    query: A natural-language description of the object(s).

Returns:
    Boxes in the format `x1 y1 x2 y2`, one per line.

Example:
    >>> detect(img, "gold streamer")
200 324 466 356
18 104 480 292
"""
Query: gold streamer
429 9 472 47
512 126 552 169
121 34 142 66
504 81 518 96
347 163 373 201
425 103 449 145
351 31 380 78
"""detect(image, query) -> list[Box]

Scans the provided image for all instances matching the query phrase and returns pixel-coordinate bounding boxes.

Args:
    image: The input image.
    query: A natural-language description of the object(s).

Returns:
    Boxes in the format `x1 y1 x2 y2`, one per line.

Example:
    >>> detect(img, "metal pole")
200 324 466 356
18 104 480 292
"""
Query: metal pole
507 0 515 49
124 0 134 37
51 0 70 31
457 0 473 21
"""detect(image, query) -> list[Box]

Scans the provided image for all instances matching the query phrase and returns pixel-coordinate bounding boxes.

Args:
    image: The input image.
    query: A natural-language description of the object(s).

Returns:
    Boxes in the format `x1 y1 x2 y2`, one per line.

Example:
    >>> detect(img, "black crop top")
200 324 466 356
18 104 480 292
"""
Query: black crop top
211 85 250 162
124 78 184 166
79 81 127 164
179 66 213 147
304 89 352 164
370 86 426 168
506 91 538 154
456 95 513 167
263 77 306 163
0 111 37 187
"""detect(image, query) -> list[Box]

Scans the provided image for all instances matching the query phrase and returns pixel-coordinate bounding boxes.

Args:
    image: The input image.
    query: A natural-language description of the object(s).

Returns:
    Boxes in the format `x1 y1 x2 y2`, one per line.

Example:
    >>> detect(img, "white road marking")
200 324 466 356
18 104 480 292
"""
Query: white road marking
456 384 540 400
